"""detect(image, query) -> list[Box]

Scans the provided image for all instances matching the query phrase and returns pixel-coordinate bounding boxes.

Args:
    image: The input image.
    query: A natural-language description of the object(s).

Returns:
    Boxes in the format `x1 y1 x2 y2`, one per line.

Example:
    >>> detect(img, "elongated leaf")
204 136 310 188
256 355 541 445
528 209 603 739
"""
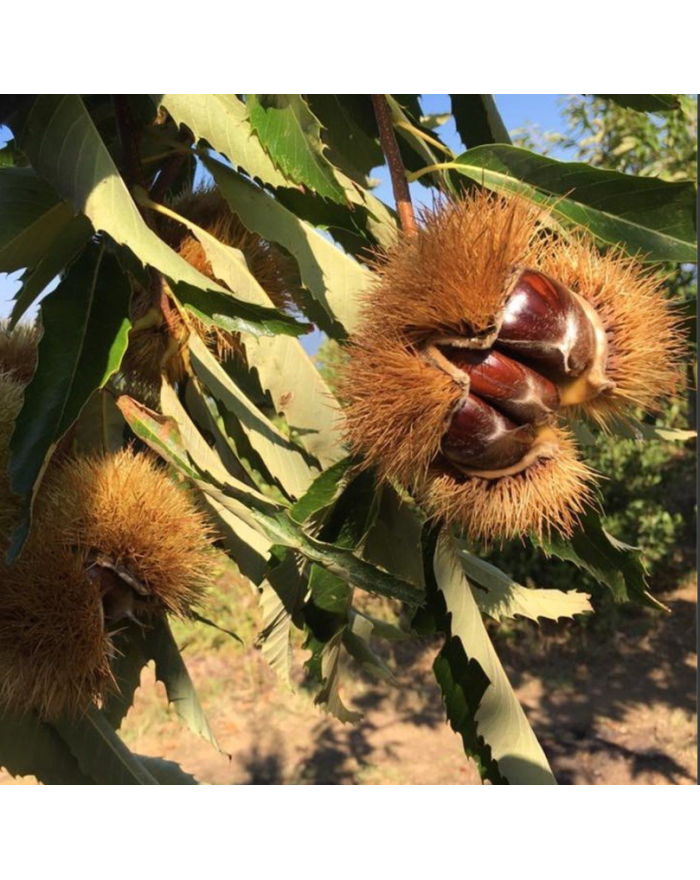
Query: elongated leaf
118 394 423 607
413 145 697 262
308 94 384 185
116 394 282 514
8 246 131 556
245 334 345 468
9 213 92 328
537 511 664 610
595 95 681 113
204 157 370 335
101 623 150 731
150 191 342 466
151 93 290 187
433 534 556 784
314 629 362 724
256 551 306 686
0 711 95 784
451 95 511 148
54 706 159 785
72 388 126 455
456 545 592 623
135 755 199 784
362 486 425 588
144 617 221 751
247 94 345 203
290 456 353 524
0 167 88 272
19 95 304 338
188 334 317 499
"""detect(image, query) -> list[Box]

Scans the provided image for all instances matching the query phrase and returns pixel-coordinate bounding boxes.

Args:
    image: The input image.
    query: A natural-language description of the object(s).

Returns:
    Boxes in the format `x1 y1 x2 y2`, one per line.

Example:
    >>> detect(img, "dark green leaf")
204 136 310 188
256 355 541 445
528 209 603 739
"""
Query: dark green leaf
135 755 199 785
451 95 511 148
595 95 682 113
308 94 384 185
151 93 290 187
247 94 346 203
290 456 353 523
19 95 301 338
415 144 697 263
431 533 557 784
8 246 131 558
204 157 370 336
537 511 665 610
0 167 89 274
101 622 150 730
54 706 159 785
143 617 221 751
0 710 95 784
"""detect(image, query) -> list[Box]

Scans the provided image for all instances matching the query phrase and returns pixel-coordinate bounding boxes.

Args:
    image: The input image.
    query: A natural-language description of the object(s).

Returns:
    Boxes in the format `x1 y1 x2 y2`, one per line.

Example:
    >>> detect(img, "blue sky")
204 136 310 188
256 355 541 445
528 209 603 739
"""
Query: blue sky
0 95 573 338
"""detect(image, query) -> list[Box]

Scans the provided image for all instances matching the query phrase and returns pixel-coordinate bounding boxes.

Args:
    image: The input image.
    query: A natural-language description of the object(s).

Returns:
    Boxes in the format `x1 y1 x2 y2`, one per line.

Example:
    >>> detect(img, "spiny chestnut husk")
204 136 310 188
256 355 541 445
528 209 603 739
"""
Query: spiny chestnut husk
0 445 220 719
0 320 39 386
341 191 684 543
124 186 299 384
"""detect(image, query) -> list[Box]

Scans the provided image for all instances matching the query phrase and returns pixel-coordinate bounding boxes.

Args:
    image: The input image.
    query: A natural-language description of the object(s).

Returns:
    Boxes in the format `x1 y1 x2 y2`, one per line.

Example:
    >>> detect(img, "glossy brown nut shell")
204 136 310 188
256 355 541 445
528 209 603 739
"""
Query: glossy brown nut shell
442 393 536 471
442 346 560 425
496 270 596 379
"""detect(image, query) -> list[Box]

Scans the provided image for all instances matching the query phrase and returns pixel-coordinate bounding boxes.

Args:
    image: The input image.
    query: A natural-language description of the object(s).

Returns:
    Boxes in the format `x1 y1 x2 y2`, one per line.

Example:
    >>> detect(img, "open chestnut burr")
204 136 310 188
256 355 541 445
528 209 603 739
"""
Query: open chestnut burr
341 191 683 543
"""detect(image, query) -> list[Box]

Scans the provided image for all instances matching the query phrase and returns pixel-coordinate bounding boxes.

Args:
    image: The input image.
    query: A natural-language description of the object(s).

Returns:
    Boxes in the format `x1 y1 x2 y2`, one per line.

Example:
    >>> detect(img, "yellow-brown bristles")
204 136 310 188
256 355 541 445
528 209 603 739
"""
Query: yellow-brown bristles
0 320 39 385
420 428 596 544
362 191 543 345
37 449 218 616
0 544 114 719
534 238 685 423
339 334 462 487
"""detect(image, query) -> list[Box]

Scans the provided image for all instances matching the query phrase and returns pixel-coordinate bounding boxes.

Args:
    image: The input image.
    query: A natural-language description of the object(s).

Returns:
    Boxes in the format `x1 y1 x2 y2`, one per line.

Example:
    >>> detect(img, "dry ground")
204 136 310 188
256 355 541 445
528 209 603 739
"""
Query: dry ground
2 575 696 786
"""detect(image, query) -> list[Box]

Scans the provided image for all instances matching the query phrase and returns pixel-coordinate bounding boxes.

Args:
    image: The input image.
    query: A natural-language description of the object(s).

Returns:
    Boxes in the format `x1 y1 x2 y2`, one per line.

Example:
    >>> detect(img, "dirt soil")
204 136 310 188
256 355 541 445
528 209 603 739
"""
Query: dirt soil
2 578 696 786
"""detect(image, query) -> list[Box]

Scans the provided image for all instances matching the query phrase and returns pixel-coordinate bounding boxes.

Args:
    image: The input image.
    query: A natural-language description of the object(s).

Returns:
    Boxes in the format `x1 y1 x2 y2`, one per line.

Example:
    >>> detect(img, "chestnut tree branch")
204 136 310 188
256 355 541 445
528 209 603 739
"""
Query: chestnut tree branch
371 94 418 237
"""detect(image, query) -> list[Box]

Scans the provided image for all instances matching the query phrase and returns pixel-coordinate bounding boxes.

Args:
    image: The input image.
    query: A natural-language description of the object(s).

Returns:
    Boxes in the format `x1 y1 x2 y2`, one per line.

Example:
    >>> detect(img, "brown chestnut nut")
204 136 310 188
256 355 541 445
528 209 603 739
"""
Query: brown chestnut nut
442 393 536 472
496 270 596 380
441 346 560 425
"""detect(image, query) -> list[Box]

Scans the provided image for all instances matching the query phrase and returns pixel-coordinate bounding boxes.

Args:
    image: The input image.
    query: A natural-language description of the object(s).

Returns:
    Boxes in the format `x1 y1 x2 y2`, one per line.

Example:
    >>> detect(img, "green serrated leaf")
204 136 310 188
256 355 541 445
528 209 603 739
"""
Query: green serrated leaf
101 623 150 731
362 485 425 588
8 246 131 557
537 511 665 610
451 95 512 148
290 457 353 524
135 755 199 784
204 158 370 335
256 551 306 687
19 95 303 339
0 710 95 784
456 544 592 623
188 333 317 499
433 534 557 784
314 629 362 724
151 94 291 188
144 617 221 751
247 94 346 203
54 706 159 785
0 167 87 272
412 144 697 263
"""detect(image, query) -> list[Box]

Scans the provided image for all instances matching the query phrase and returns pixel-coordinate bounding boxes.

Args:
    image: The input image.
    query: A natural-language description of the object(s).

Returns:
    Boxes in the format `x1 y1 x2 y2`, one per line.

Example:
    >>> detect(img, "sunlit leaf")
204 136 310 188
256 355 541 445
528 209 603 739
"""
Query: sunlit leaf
204 157 370 335
432 533 557 784
247 94 346 203
456 544 592 623
412 144 697 262
151 93 291 187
